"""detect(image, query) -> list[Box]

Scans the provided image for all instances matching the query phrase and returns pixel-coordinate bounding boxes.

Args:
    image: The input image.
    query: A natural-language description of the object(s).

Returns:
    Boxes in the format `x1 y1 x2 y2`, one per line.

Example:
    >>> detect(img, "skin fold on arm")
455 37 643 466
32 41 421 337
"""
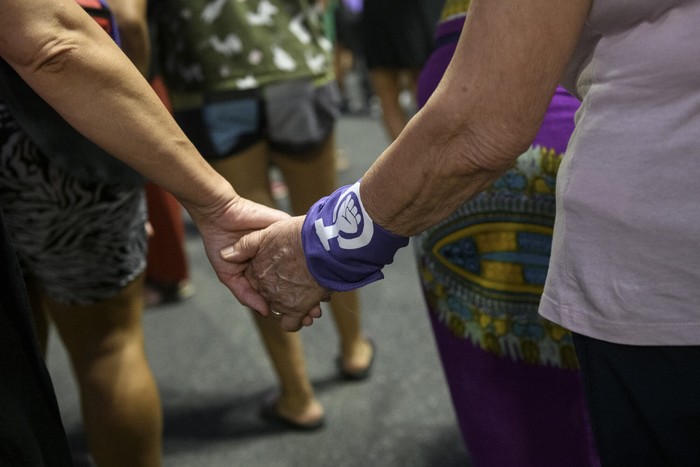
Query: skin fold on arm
227 0 592 331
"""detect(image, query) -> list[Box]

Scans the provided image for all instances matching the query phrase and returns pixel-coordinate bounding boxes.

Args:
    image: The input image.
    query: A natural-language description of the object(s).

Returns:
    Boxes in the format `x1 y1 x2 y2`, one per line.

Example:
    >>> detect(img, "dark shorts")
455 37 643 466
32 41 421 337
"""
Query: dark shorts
174 80 341 160
0 102 147 305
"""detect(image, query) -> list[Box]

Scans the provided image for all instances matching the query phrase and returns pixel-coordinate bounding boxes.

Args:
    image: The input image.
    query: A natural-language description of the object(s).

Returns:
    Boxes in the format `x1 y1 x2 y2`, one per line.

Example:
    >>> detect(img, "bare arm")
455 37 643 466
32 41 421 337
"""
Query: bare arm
362 0 591 236
227 0 592 330
0 0 290 314
0 0 207 207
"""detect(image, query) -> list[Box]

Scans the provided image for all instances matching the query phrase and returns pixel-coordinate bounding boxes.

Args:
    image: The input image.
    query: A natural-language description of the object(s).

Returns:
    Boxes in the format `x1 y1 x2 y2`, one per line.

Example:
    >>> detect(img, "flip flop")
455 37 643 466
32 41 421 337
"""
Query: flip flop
338 337 376 381
260 397 325 432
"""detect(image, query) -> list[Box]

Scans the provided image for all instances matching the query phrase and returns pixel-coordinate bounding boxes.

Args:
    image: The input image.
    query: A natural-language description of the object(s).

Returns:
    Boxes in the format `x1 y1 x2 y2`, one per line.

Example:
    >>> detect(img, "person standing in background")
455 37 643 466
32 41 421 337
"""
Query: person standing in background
362 0 441 140
325 0 368 115
152 0 375 430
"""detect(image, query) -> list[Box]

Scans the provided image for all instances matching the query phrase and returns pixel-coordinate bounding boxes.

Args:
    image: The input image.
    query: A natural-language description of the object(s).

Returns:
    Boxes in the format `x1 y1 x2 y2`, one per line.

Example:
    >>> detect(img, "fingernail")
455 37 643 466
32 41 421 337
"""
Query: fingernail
220 245 234 259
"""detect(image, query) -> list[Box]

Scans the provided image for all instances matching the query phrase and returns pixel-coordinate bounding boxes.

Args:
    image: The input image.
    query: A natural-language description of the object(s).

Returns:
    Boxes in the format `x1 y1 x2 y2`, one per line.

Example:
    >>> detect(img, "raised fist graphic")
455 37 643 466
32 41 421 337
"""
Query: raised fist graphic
314 185 374 251
337 194 361 235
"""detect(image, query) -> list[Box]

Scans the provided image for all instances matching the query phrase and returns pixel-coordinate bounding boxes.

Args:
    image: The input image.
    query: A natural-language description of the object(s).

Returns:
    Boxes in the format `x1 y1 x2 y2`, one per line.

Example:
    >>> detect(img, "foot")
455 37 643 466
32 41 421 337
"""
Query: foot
261 393 325 431
144 280 195 308
339 337 375 381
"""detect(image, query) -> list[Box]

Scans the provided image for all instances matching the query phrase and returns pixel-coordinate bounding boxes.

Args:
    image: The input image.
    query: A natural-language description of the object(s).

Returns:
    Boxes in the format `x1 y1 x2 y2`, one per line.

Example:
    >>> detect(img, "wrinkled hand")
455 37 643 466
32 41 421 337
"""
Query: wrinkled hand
183 195 290 314
222 216 330 332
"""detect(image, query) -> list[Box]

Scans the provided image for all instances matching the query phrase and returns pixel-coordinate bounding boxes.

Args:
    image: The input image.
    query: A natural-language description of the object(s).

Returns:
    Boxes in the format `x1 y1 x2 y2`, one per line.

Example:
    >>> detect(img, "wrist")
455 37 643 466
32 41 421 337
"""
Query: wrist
301 181 409 291
179 175 238 222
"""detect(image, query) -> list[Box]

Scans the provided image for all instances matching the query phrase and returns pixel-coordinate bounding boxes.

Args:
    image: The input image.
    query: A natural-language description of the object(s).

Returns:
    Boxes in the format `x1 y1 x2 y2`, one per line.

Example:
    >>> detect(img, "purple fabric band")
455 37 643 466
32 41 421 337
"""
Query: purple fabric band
301 182 409 292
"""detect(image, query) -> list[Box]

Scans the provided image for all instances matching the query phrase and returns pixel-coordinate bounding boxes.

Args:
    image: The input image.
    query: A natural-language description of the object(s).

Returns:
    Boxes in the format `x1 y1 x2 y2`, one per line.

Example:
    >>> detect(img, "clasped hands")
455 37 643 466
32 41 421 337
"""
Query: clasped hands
221 215 328 331
186 191 327 331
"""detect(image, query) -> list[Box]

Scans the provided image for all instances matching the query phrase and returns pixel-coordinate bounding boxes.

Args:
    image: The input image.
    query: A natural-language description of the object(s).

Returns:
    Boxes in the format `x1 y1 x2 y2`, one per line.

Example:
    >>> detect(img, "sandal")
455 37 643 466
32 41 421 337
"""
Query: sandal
260 397 325 431
338 337 376 381
144 280 195 308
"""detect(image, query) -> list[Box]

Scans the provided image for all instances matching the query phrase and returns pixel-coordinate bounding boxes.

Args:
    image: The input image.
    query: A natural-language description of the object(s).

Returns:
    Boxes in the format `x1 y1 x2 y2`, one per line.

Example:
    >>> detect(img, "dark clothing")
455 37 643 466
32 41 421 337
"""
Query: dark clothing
362 0 441 69
573 333 700 467
0 209 73 466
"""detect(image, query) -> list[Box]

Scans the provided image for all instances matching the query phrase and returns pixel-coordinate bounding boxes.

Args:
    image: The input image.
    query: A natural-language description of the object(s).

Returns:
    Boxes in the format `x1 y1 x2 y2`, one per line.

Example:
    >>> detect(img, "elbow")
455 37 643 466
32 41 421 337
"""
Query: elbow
419 76 548 177
422 105 537 179
25 36 81 76
463 118 539 174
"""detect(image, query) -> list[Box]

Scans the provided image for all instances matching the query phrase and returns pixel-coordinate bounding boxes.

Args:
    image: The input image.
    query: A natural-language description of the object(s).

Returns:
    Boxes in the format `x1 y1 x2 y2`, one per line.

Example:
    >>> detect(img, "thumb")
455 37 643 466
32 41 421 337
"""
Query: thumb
220 229 264 263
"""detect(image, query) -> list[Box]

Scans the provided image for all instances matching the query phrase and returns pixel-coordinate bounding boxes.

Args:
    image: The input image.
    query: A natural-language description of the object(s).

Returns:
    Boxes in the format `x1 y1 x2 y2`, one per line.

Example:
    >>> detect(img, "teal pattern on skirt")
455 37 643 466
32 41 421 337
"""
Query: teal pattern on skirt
415 145 579 369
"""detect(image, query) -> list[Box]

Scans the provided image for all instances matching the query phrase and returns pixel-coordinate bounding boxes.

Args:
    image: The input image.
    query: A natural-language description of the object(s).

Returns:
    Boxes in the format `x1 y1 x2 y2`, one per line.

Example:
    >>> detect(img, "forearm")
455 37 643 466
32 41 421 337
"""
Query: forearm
360 0 591 237
361 104 520 236
0 0 228 211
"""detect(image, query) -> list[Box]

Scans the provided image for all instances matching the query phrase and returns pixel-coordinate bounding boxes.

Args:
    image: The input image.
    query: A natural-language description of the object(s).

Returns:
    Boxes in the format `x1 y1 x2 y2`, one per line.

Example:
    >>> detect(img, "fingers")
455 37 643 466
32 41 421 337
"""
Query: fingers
300 305 323 327
307 305 323 319
301 315 315 327
235 198 290 227
220 229 263 263
225 277 270 317
236 291 270 317
271 305 323 332
280 316 304 332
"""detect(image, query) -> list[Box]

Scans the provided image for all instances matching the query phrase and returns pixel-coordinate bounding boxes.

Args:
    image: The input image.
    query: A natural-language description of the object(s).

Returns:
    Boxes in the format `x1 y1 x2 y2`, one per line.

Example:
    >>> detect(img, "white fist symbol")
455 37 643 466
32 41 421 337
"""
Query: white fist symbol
314 184 374 251
337 195 361 235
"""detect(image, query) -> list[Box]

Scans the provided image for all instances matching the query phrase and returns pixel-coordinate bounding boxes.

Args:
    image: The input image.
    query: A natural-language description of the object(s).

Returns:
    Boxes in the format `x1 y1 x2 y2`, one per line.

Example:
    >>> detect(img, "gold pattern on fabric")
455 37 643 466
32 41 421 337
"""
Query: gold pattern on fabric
440 0 471 21
415 146 578 369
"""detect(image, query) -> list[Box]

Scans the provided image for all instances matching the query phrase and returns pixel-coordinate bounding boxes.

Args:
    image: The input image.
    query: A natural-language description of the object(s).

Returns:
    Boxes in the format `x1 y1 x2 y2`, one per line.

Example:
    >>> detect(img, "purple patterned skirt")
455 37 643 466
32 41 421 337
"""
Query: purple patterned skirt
415 14 599 467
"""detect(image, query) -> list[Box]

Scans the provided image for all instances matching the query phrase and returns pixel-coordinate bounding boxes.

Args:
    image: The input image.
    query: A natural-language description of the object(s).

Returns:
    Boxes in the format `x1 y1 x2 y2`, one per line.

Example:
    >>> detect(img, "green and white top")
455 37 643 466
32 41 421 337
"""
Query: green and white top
154 0 333 108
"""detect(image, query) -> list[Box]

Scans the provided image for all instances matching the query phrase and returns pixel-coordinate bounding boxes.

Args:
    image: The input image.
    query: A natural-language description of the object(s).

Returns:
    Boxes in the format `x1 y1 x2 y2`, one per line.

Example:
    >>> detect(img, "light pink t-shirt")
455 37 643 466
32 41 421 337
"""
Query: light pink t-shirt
539 0 700 345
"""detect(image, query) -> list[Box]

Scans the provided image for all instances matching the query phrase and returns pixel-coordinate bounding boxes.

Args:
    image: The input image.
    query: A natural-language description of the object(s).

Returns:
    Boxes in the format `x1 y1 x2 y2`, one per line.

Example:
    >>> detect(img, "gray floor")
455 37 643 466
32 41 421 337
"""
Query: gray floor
45 114 472 467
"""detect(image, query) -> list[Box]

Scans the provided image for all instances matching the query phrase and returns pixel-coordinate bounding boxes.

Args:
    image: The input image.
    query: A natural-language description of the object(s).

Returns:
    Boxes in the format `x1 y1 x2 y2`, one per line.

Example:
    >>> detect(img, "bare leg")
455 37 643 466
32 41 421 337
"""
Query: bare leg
404 69 421 100
211 143 324 425
369 68 410 141
272 133 373 372
250 312 323 424
333 44 354 99
327 291 373 373
44 273 162 467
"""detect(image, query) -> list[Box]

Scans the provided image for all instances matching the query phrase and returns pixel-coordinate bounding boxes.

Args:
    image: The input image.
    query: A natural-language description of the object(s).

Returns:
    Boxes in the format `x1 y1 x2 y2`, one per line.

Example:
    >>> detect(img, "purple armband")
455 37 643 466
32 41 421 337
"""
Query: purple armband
301 181 409 291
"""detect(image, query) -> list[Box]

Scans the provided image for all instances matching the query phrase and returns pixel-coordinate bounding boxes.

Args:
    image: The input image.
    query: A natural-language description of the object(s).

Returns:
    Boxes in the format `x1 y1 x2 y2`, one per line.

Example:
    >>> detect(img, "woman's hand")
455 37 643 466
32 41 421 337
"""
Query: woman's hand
222 216 329 331
184 194 292 315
